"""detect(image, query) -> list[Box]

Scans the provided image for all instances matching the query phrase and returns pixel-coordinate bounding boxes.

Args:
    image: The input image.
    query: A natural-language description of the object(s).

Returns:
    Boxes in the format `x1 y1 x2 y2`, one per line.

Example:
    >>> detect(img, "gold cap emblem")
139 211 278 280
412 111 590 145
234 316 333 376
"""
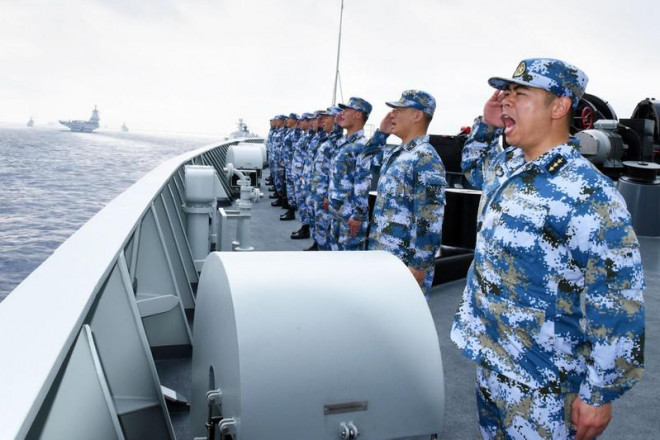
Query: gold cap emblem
513 61 526 77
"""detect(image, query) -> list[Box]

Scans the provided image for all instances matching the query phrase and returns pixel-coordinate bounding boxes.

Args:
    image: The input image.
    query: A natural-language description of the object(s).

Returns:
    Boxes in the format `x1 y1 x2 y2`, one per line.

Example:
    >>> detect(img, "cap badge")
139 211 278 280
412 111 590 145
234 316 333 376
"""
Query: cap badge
513 61 526 78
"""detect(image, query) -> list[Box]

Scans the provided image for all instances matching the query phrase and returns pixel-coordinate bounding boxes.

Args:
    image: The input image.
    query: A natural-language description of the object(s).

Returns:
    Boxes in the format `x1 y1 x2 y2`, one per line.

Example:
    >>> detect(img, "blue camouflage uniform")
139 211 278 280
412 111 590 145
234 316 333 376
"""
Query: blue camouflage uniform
328 97 377 251
368 132 446 294
291 113 314 225
450 59 645 439
328 129 367 250
265 123 276 170
270 117 288 196
310 107 343 250
282 115 301 206
302 116 327 237
368 90 445 295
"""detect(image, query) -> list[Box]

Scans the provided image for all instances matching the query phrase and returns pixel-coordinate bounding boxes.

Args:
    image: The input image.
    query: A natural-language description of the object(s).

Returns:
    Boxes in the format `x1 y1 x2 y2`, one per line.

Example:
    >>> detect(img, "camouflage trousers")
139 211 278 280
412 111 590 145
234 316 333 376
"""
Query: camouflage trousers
313 206 332 250
285 166 297 208
305 193 316 237
476 366 578 440
274 163 286 195
293 176 309 225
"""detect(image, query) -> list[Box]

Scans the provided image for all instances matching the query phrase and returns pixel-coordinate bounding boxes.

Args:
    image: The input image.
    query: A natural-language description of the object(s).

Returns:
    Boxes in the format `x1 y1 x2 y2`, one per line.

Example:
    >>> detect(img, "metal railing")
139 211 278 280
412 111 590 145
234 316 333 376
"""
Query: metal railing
0 137 261 439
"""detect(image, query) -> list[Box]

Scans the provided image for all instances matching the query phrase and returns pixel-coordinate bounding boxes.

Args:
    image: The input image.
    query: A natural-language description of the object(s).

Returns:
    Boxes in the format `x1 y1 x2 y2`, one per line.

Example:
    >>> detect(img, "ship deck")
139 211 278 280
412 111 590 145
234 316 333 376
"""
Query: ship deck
159 171 660 439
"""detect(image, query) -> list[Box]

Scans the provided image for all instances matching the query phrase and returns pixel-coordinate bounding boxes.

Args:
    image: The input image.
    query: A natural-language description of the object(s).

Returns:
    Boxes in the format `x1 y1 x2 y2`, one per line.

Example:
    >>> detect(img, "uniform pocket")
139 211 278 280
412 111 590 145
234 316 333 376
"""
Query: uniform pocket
481 293 548 357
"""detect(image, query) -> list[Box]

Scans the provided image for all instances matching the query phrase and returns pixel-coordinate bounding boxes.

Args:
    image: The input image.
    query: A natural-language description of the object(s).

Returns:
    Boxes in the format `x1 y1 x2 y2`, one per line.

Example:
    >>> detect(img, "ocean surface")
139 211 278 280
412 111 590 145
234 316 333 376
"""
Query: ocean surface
0 124 228 302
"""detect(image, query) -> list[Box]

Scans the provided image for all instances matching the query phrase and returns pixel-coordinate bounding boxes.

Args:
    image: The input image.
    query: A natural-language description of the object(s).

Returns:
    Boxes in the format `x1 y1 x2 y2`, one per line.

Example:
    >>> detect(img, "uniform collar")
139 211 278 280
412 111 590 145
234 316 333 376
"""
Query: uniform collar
506 137 581 177
340 129 364 145
402 134 429 151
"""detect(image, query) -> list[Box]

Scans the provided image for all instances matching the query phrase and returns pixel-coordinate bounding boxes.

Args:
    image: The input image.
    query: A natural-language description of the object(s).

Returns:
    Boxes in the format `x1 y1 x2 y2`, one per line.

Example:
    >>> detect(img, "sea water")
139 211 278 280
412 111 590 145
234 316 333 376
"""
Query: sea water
0 124 227 302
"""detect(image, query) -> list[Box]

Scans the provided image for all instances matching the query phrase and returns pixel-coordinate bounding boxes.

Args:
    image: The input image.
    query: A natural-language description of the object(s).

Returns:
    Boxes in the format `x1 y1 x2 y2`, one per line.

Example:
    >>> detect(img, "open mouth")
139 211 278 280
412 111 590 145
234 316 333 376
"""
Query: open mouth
502 114 516 136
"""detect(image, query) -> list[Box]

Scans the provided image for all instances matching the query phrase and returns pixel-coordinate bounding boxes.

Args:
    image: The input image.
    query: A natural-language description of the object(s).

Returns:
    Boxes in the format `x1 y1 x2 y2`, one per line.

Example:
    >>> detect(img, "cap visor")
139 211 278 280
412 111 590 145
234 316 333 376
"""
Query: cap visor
385 100 408 109
488 76 545 91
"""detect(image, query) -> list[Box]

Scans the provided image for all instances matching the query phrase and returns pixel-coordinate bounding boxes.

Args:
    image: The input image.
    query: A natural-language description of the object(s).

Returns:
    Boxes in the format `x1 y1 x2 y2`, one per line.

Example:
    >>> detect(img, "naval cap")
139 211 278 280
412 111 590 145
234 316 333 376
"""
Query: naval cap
287 113 300 120
488 58 588 109
386 90 436 117
319 106 342 117
338 97 373 116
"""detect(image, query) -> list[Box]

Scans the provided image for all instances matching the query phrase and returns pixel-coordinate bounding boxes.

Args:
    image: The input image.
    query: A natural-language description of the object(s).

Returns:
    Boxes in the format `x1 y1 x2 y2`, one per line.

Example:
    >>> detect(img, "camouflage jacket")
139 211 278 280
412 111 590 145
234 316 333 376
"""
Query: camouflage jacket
368 134 446 270
302 130 325 183
281 128 301 170
328 129 368 220
291 130 312 178
265 127 275 156
269 127 286 167
311 128 343 202
450 118 646 406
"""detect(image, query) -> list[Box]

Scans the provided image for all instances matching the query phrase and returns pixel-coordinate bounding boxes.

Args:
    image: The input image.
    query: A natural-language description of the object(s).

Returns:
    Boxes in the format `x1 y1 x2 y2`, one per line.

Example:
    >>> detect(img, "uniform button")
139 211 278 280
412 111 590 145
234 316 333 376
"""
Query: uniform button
496 168 504 177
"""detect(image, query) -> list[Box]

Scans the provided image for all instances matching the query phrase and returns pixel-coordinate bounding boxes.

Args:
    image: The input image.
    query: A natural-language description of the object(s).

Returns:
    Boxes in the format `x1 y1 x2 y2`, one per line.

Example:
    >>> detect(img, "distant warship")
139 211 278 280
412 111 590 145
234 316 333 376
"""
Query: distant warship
26 117 34 128
228 118 257 139
59 106 100 132
121 122 129 132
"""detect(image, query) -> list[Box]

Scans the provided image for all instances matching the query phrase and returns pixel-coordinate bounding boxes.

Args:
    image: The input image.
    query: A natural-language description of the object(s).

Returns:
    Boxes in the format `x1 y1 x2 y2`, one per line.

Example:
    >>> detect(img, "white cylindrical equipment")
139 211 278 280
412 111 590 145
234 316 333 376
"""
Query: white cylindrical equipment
190 251 445 439
237 142 267 167
184 165 217 270
227 145 264 170
185 165 217 202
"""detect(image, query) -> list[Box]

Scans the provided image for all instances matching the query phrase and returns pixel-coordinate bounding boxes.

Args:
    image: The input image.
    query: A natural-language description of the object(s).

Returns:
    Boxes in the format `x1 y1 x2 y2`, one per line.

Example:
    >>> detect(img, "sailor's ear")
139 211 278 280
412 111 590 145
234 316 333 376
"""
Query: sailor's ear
551 96 572 120
414 109 425 124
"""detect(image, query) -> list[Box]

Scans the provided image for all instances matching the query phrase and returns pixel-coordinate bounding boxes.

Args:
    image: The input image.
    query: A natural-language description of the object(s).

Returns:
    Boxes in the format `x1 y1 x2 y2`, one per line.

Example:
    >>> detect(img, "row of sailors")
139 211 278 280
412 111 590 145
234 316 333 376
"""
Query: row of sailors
268 59 646 439
265 90 446 294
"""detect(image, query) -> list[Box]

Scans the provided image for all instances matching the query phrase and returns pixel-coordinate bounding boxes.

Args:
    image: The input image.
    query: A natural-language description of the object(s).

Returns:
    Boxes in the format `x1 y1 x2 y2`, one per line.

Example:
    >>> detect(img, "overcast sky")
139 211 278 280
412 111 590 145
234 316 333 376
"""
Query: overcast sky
1 0 659 137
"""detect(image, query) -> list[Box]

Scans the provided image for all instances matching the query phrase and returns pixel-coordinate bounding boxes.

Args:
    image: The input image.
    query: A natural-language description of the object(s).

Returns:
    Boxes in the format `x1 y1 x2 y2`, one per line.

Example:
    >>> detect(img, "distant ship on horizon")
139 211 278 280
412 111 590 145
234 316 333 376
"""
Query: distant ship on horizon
121 122 129 132
26 117 34 128
59 106 100 132
228 118 257 139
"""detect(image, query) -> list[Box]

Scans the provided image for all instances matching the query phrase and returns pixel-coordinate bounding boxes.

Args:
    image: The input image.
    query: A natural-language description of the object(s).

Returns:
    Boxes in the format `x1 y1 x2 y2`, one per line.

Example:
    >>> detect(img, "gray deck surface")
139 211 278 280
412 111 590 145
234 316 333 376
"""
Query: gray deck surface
160 174 660 439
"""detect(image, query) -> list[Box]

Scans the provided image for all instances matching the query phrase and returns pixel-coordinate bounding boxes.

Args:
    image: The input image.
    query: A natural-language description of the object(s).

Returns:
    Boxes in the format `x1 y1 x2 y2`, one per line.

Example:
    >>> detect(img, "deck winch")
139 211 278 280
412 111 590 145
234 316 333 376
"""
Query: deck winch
572 95 660 237
190 251 445 440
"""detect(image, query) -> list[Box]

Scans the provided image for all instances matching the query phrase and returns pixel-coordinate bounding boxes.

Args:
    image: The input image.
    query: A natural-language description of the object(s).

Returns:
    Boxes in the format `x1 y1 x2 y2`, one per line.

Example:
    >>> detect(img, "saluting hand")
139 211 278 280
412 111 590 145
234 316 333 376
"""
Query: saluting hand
572 397 612 440
483 90 506 128
380 111 395 134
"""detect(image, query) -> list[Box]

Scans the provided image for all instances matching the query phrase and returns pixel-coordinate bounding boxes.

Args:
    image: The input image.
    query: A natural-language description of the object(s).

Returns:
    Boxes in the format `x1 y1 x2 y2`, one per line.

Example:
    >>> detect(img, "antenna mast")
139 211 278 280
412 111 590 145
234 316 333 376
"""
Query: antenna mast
332 0 345 105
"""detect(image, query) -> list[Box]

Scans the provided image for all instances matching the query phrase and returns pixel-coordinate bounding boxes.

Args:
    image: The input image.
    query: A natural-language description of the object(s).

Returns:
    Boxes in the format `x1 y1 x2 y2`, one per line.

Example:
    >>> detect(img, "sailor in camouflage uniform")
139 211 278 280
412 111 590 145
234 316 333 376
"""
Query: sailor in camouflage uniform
300 111 329 249
310 106 344 250
450 58 646 440
268 115 287 202
266 116 284 185
279 113 301 220
290 113 314 238
298 110 327 244
327 97 373 250
367 90 446 295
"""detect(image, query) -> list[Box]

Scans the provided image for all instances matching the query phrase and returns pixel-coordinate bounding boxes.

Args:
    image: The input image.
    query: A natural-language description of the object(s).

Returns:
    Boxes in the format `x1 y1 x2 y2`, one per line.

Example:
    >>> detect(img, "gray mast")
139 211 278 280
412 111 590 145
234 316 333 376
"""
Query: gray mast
331 0 344 105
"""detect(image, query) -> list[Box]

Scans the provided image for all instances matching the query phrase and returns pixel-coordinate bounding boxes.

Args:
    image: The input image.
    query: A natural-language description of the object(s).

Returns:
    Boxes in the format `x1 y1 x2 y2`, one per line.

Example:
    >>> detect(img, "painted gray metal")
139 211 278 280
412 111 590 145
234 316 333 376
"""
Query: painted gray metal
190 251 445 439
0 138 260 439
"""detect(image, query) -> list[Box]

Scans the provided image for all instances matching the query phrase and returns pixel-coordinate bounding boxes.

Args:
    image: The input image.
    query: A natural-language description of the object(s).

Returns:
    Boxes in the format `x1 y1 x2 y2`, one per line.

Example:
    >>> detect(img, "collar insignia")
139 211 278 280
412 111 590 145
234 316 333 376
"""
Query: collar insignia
546 154 566 175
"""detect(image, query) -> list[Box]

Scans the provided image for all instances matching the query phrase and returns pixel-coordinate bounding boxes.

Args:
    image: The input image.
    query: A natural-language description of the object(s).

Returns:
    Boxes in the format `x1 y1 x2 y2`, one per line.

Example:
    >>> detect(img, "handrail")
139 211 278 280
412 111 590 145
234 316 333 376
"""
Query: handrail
0 137 260 439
